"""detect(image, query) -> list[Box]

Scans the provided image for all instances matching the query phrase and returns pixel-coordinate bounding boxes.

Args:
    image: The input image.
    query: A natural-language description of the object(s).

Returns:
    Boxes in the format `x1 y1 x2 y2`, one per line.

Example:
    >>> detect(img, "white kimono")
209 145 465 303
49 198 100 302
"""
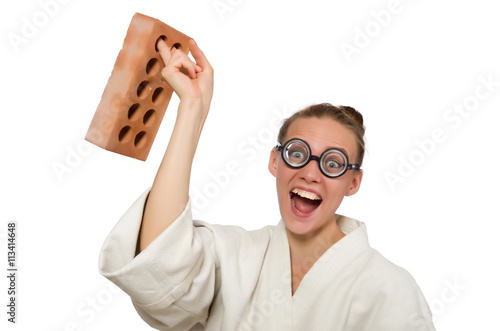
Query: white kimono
99 190 435 330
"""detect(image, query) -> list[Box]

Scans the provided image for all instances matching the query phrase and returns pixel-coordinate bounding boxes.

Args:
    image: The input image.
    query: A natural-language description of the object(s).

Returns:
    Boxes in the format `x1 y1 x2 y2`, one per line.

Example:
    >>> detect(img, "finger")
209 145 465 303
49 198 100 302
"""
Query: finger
157 39 171 64
189 39 211 70
165 51 198 79
170 43 202 72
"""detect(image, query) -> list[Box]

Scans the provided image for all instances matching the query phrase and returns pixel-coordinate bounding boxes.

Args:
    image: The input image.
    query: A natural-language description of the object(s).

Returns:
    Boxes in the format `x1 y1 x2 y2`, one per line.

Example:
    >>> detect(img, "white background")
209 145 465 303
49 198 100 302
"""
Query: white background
1 0 499 330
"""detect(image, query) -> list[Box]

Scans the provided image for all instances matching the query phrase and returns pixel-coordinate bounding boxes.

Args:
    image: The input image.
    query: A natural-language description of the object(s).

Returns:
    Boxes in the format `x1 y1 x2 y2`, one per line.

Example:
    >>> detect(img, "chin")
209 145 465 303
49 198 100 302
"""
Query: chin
282 210 323 237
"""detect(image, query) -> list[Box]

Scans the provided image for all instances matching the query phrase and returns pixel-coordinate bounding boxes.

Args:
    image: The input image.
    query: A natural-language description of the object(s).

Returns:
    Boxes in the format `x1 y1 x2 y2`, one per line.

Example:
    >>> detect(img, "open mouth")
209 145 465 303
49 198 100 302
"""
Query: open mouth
290 188 322 216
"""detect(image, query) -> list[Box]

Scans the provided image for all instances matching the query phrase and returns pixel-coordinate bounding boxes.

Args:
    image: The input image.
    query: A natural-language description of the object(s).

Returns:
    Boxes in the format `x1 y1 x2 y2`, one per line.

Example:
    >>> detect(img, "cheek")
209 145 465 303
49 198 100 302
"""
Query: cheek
275 172 289 196
324 180 351 204
275 166 295 196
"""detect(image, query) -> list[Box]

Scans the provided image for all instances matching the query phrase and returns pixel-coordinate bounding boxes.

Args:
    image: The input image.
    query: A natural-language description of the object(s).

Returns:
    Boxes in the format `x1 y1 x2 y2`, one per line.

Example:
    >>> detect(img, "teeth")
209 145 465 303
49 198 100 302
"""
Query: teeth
291 188 322 200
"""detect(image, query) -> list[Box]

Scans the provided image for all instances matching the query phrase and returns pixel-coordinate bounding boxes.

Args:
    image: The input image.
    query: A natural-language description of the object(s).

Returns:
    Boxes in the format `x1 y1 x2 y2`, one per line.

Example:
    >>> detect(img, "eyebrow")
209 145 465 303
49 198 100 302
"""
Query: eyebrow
329 146 349 155
288 137 352 157
322 146 351 159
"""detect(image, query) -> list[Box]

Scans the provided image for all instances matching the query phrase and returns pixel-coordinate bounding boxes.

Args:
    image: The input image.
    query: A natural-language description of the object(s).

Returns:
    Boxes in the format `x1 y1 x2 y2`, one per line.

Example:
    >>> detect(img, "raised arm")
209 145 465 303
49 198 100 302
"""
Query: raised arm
139 39 214 252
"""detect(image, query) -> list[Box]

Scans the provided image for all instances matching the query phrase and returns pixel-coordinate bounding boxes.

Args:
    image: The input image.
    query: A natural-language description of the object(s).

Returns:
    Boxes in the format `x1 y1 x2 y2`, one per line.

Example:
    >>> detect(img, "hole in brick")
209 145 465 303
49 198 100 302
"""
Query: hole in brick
172 43 182 50
134 131 148 148
146 58 160 76
128 103 140 120
143 109 156 126
118 126 132 143
155 35 167 52
137 81 151 99
152 87 165 105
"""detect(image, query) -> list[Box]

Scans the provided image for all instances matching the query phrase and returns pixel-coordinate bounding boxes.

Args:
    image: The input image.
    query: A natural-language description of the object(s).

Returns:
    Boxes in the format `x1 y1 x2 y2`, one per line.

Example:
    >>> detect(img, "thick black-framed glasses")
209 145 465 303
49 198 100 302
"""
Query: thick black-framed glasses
276 138 361 178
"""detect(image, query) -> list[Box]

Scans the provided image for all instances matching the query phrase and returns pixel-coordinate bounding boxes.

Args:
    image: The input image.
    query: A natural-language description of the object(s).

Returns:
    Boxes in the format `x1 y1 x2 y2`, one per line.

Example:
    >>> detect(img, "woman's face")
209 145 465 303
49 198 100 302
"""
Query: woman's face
269 116 363 240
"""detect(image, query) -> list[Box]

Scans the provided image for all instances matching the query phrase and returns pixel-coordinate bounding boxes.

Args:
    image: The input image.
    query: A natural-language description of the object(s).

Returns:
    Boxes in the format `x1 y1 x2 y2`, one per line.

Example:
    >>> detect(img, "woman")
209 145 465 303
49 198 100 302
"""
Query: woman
99 38 435 330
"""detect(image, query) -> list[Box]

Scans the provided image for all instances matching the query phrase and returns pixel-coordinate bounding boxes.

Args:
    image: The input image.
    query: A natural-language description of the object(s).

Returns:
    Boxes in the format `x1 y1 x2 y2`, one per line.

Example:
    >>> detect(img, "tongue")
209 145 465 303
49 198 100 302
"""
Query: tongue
293 195 320 214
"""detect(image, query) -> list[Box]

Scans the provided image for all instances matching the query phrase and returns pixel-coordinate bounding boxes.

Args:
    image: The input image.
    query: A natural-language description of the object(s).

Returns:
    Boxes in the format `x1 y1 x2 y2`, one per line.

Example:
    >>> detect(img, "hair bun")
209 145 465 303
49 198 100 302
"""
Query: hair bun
339 105 364 129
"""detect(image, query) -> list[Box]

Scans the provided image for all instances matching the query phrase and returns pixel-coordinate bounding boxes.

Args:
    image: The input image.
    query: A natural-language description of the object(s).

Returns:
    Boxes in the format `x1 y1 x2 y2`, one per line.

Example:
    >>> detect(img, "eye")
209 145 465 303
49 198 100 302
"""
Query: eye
283 140 309 166
326 160 341 169
323 151 346 173
287 149 307 164
290 150 304 160
285 144 308 165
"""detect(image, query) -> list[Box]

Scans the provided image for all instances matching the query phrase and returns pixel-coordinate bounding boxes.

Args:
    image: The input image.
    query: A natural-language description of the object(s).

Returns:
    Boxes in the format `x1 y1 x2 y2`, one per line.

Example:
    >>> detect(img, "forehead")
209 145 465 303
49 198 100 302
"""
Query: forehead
284 116 358 158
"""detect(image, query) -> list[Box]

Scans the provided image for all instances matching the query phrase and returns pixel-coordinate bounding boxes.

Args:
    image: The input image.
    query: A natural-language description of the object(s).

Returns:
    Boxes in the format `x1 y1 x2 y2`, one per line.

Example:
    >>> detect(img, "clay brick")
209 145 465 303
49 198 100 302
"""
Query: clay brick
85 13 191 161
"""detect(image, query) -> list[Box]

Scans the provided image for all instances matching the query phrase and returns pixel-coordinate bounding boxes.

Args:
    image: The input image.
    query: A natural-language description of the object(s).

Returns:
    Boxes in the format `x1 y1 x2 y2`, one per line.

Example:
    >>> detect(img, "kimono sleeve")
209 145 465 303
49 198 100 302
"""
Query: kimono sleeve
98 189 219 330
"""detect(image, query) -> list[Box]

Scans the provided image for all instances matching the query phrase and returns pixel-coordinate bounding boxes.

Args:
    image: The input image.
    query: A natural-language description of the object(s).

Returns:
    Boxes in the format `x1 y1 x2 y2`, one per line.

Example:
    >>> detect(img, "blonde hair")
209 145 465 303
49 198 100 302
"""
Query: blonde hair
278 103 366 165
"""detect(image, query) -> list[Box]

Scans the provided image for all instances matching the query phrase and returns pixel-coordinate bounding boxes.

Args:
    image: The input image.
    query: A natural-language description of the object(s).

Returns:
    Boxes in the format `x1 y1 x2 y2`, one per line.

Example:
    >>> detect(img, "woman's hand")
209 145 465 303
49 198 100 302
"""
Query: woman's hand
157 39 213 109
139 39 214 252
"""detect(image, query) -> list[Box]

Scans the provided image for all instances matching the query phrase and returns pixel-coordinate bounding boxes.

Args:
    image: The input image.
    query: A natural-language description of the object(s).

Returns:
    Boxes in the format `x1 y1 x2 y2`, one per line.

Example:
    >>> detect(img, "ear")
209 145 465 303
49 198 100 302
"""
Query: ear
345 170 363 196
268 148 278 178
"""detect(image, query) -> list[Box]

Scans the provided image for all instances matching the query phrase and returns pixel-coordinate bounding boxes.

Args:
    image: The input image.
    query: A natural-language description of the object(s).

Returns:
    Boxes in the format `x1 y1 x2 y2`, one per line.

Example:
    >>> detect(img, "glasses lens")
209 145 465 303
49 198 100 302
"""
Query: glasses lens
284 140 309 167
321 150 347 177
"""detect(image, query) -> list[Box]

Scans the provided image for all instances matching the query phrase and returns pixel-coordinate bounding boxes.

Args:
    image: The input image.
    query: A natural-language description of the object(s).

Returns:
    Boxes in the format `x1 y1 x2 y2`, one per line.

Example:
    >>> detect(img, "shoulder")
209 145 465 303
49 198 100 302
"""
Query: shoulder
359 248 421 292
349 249 434 329
335 215 421 293
336 216 434 327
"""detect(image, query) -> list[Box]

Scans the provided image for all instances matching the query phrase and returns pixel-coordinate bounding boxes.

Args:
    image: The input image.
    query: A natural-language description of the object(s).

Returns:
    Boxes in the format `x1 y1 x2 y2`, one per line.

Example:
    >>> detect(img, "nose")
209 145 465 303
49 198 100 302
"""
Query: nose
297 158 322 183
